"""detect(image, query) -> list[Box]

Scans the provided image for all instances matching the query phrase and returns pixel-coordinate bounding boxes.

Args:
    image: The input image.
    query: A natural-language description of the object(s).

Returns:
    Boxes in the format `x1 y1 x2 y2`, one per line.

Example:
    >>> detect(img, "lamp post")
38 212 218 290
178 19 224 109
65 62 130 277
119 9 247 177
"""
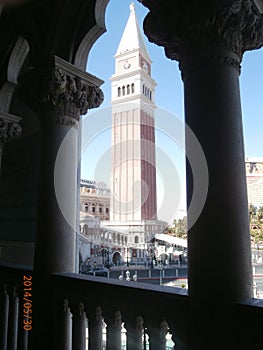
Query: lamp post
107 248 110 267
126 246 129 266
102 249 105 266
158 260 164 286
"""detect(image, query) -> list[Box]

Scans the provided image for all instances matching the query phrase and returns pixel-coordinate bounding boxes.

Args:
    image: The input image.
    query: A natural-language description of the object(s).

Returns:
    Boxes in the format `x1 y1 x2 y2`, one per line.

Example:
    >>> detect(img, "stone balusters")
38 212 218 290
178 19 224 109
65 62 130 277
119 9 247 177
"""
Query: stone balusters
7 287 19 350
61 299 72 350
146 319 167 350
105 310 122 350
72 302 87 350
88 306 103 350
0 285 9 350
124 315 145 350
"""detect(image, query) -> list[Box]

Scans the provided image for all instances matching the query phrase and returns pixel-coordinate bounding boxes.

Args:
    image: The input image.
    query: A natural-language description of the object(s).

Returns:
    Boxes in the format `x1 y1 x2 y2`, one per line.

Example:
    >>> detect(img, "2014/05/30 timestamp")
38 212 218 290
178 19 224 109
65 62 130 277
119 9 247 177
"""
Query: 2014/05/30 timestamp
23 275 32 331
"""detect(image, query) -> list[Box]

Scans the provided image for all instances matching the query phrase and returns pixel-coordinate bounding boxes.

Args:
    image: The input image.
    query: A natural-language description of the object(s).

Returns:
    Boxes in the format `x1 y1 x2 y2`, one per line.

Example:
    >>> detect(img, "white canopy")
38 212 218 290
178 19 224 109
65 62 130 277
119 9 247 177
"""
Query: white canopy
155 234 187 248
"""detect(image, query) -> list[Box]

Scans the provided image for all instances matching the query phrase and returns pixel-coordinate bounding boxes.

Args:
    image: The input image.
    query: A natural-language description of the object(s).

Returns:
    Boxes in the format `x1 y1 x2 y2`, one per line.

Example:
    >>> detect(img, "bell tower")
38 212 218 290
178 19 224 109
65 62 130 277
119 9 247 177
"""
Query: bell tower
110 2 157 222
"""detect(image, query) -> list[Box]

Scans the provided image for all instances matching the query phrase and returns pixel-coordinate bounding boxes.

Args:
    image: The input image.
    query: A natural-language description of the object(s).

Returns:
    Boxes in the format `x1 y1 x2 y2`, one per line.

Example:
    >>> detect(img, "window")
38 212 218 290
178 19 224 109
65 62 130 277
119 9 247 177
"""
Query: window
118 87 121 97
106 208 109 213
83 224 88 235
92 205 96 213
131 83 134 93
122 86 125 95
135 236 139 244
127 84 130 94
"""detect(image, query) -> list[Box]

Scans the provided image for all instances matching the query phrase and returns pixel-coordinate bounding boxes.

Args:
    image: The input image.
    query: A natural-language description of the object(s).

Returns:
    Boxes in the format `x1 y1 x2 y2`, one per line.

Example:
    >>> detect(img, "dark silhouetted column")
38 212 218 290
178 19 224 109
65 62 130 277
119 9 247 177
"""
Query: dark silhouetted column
141 1 263 348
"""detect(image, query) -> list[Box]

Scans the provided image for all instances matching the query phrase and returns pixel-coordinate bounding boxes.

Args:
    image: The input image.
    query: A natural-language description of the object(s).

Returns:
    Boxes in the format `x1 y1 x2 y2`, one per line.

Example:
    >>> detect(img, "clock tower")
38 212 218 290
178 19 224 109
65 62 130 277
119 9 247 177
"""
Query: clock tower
110 2 157 223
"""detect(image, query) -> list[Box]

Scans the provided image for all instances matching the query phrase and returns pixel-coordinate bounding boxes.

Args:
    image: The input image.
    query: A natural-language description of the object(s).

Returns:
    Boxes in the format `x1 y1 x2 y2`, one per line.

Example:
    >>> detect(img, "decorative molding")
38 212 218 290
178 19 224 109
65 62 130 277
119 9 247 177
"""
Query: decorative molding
0 112 22 143
141 0 263 68
17 56 104 126
178 54 242 76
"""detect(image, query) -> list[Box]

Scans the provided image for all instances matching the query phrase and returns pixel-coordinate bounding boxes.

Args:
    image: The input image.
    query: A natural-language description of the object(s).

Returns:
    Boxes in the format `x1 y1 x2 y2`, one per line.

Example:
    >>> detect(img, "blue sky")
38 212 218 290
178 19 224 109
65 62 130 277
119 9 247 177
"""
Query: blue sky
81 0 263 222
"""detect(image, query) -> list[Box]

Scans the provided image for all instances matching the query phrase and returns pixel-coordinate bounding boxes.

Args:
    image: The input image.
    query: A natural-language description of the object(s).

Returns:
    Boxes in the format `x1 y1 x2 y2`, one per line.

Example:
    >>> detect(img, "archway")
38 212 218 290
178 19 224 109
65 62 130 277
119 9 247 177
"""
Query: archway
112 251 121 266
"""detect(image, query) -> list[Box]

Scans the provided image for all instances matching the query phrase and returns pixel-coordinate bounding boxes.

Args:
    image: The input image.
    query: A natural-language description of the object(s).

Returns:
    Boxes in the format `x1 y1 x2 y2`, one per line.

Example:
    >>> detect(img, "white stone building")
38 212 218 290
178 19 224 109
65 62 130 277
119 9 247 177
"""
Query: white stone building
245 157 263 207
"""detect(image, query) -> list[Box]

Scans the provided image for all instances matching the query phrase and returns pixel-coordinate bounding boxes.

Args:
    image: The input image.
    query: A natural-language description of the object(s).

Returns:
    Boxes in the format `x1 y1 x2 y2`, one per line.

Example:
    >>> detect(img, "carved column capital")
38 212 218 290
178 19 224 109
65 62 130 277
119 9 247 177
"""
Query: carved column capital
0 113 22 143
17 56 104 127
141 0 263 71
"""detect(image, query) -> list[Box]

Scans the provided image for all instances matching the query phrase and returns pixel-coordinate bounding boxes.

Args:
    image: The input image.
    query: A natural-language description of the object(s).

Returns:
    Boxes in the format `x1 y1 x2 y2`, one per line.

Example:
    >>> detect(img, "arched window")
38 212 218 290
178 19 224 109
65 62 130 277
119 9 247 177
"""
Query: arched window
122 86 125 95
118 87 121 97
131 83 134 93
143 84 145 94
150 91 152 100
146 88 149 98
83 224 88 235
127 84 130 94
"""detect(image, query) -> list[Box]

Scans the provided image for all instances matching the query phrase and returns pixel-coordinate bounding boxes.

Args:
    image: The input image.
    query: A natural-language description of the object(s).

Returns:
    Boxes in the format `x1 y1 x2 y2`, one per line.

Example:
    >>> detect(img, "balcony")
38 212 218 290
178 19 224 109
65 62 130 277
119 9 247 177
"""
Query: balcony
1 1 263 349
1 263 263 350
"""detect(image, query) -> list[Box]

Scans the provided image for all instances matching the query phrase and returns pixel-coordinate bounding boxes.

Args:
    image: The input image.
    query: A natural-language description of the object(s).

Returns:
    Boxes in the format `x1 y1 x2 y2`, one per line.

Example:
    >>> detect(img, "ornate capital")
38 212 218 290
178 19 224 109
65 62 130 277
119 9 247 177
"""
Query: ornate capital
141 0 263 69
0 113 22 143
17 56 104 126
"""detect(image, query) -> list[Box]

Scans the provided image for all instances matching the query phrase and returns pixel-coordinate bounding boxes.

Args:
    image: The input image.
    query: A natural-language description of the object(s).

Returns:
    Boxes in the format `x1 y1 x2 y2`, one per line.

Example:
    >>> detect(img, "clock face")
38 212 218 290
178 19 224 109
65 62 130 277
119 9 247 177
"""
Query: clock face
123 61 131 69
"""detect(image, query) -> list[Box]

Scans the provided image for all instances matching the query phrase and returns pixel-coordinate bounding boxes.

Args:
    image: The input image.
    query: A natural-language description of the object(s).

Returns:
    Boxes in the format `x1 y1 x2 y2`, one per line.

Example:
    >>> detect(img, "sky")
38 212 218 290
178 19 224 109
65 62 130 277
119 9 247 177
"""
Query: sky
81 0 263 223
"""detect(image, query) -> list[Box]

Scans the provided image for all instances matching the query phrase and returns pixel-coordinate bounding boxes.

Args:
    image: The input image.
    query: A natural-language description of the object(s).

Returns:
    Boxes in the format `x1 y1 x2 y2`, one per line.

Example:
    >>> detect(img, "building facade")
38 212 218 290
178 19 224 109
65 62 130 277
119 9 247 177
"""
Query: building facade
80 179 110 220
246 157 263 207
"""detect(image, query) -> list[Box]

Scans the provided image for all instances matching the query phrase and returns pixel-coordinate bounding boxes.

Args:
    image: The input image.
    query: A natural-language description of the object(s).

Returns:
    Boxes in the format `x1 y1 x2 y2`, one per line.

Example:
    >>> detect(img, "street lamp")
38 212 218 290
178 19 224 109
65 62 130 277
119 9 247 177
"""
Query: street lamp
158 260 164 285
126 246 129 266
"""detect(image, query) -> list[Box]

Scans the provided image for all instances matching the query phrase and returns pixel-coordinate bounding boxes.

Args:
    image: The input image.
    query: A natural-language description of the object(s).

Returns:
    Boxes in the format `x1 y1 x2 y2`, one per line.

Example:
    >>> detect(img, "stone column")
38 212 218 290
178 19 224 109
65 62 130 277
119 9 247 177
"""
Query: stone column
17 55 103 349
0 113 22 173
141 1 263 348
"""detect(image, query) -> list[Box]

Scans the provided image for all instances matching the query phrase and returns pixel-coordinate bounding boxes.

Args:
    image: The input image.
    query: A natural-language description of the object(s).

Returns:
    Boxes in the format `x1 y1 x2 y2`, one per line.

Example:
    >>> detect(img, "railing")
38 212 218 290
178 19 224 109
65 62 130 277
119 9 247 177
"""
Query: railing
51 273 188 350
0 263 33 350
1 263 263 349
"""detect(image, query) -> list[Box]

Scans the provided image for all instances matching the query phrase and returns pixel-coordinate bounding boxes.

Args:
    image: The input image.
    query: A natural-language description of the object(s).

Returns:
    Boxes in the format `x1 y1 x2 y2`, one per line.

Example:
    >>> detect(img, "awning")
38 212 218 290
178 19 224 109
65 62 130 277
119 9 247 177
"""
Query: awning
155 233 187 248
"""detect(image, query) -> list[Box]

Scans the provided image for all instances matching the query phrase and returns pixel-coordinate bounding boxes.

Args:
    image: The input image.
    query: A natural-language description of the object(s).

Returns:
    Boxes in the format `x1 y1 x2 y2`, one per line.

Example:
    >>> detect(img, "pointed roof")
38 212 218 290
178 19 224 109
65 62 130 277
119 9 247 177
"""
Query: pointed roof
115 2 151 61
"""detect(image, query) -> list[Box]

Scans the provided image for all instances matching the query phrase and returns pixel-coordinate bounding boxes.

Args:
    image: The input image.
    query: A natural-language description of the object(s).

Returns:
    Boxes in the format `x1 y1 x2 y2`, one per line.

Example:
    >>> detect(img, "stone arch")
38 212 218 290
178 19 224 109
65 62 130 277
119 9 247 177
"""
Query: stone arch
112 251 121 265
74 0 109 69
0 36 29 113
7 36 29 85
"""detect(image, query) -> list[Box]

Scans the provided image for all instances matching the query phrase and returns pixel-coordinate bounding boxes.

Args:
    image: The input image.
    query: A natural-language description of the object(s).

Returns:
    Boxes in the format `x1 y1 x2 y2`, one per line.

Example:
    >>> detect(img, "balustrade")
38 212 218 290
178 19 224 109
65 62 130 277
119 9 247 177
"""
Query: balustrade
1 264 263 349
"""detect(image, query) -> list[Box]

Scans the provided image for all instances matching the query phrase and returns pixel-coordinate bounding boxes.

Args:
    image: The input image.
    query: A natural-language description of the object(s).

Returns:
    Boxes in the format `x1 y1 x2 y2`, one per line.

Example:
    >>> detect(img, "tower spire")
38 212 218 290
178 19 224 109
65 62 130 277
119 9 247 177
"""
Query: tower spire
130 1 135 12
115 1 150 61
